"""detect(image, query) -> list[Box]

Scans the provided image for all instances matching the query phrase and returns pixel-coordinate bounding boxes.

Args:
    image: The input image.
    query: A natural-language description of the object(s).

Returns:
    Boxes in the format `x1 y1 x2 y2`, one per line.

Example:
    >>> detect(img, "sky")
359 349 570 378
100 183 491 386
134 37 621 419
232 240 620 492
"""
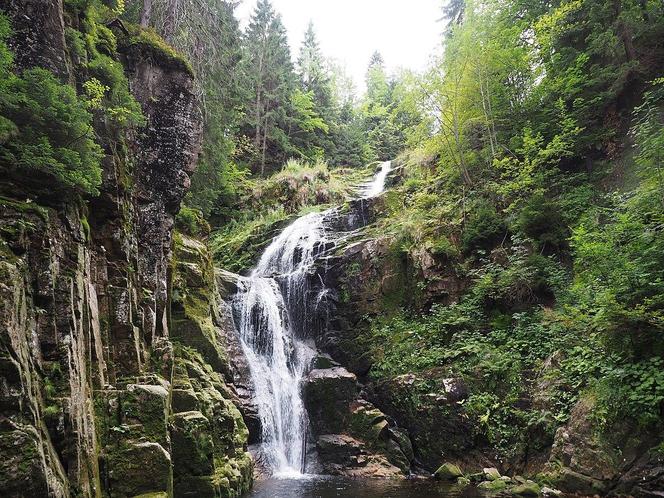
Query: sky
235 0 443 95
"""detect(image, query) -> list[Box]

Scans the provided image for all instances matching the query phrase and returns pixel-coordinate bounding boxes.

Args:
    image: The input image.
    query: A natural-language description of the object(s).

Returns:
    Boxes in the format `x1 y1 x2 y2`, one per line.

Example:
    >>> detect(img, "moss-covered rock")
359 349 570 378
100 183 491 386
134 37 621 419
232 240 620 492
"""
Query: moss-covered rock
170 341 252 497
303 367 358 433
0 423 53 497
434 462 464 480
511 481 541 496
171 411 215 477
483 467 501 481
477 478 508 491
171 234 230 375
104 441 172 497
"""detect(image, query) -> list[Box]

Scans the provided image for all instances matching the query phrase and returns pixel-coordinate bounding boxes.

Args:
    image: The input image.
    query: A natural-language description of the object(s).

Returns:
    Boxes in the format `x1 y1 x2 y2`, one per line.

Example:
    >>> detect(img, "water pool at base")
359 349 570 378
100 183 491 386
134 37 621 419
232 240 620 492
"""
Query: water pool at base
245 476 482 498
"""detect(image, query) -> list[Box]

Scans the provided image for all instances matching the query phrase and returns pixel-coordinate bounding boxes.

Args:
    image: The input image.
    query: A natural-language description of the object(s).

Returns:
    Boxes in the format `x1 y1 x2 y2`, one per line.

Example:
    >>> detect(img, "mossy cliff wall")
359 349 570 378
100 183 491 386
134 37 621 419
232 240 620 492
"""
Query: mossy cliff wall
0 1 251 496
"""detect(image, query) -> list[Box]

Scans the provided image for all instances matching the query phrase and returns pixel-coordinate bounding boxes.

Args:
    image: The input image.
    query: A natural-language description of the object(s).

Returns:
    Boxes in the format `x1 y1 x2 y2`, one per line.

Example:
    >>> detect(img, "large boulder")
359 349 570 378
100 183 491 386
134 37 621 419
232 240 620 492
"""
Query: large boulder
303 367 358 433
315 434 403 478
368 373 483 471
434 462 464 481
104 441 172 497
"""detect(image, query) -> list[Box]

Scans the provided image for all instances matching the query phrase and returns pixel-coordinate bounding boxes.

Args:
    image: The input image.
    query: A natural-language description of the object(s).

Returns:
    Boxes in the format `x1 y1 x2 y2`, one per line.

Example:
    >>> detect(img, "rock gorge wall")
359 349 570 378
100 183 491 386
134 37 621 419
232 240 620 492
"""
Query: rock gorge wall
0 1 252 496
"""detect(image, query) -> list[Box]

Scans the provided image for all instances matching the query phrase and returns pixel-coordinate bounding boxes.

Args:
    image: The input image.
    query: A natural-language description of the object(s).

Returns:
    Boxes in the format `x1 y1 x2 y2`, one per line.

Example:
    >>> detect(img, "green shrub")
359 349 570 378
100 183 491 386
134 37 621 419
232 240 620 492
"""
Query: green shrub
176 206 211 237
0 15 103 195
429 235 458 259
210 208 289 272
595 357 664 428
516 194 568 251
86 53 144 126
461 199 507 253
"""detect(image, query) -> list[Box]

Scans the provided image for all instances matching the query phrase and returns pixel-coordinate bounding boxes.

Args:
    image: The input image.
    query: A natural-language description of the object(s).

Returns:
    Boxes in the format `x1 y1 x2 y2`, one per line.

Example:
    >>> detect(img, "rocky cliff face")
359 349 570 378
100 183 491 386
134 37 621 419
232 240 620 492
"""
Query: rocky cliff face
0 1 251 496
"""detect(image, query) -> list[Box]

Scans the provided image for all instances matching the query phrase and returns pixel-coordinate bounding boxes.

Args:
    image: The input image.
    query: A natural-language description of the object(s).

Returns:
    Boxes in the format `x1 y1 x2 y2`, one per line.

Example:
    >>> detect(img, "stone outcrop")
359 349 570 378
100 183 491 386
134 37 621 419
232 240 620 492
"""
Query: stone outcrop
368 374 489 472
302 363 413 477
544 396 664 496
0 1 250 496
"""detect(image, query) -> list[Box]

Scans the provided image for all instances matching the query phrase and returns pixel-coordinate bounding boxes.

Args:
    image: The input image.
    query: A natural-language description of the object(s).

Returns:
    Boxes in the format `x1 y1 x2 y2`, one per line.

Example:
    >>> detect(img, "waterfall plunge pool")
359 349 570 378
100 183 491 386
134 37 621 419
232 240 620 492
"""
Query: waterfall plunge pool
246 475 482 498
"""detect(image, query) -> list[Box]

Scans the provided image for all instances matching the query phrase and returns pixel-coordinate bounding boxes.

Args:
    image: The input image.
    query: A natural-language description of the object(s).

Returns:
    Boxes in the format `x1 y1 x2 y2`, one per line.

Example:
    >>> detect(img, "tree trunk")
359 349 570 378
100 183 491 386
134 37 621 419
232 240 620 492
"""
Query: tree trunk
261 114 269 176
163 0 179 43
140 0 152 27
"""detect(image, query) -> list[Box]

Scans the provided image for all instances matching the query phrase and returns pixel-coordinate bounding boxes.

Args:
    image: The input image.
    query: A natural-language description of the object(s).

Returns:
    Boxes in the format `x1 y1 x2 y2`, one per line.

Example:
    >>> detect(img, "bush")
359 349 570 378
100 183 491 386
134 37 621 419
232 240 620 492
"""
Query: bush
461 199 507 253
0 14 103 196
176 207 211 237
516 194 568 251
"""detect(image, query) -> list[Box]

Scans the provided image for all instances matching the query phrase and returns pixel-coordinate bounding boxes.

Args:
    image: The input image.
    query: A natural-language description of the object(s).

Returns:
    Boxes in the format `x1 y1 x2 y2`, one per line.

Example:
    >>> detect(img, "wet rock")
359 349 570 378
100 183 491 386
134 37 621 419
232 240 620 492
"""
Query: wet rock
389 427 414 463
303 367 358 433
349 400 389 441
316 434 364 464
551 468 606 495
215 268 240 299
457 476 471 487
511 481 541 496
541 486 563 497
483 467 501 481
170 343 253 497
312 353 339 369
434 462 463 480
315 434 403 478
478 479 508 491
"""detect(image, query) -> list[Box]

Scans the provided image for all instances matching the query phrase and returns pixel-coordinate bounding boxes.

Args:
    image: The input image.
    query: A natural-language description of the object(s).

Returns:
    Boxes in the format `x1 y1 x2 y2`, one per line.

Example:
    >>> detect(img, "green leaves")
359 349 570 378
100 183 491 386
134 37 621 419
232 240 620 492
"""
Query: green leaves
0 61 103 195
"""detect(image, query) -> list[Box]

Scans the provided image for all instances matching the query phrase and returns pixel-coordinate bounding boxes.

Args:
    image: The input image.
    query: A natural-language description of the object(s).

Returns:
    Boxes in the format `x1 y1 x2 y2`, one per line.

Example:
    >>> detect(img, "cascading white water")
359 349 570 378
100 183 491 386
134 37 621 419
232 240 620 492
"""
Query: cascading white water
359 160 392 197
233 162 393 477
233 211 329 476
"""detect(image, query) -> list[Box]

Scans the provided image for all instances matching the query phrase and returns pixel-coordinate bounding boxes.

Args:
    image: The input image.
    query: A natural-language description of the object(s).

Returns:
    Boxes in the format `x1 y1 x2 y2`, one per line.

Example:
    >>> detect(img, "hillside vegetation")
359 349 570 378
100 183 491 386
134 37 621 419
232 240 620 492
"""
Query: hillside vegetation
194 0 664 484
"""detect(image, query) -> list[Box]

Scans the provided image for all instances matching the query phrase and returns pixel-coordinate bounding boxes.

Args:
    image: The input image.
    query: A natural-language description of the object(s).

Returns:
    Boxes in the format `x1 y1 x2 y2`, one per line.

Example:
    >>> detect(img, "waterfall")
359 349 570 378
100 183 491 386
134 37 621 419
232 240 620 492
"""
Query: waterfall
232 161 393 476
359 160 392 198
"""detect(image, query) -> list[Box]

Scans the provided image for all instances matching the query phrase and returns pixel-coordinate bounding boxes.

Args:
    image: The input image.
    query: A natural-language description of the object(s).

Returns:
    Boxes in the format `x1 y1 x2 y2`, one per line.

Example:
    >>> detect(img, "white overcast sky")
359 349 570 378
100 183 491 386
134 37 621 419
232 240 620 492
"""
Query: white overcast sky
235 0 443 95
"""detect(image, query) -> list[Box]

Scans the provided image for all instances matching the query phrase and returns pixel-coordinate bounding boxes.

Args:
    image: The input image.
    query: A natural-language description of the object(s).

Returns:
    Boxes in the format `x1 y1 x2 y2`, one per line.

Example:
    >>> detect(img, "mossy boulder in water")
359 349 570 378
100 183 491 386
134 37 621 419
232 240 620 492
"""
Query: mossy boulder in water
478 478 508 491
434 462 464 480
511 481 541 496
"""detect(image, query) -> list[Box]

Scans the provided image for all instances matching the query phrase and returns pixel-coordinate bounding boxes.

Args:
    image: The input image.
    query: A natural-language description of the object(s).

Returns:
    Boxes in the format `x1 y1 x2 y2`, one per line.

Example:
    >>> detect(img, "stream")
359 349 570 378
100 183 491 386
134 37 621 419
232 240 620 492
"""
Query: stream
247 475 483 498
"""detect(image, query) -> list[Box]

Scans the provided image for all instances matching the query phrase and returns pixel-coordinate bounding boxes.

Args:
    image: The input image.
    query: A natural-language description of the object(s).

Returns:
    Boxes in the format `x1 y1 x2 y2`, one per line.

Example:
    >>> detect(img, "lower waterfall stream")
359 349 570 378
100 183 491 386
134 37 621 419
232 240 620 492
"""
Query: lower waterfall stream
232 161 393 476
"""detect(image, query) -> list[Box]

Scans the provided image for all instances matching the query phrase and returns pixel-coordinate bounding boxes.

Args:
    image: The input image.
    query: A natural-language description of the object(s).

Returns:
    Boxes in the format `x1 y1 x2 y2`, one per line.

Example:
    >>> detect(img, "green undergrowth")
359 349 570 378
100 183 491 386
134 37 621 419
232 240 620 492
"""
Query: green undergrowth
243 159 371 215
210 208 290 273
209 158 372 272
358 88 664 458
